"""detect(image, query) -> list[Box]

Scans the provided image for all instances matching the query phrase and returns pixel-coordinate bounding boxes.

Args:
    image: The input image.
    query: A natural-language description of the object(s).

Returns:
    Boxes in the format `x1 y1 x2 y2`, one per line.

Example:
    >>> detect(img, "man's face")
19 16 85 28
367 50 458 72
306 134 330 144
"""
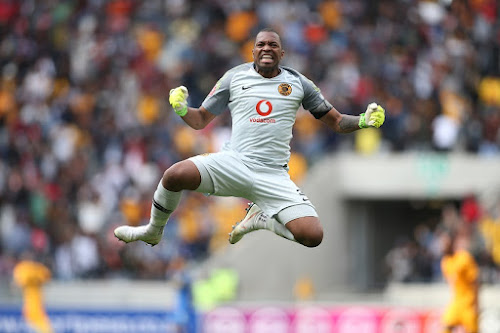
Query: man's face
252 31 284 77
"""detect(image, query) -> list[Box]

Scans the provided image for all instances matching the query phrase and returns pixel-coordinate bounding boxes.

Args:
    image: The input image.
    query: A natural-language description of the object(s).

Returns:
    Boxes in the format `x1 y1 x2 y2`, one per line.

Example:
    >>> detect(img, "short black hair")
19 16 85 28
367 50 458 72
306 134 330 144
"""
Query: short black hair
255 27 282 46
258 27 280 35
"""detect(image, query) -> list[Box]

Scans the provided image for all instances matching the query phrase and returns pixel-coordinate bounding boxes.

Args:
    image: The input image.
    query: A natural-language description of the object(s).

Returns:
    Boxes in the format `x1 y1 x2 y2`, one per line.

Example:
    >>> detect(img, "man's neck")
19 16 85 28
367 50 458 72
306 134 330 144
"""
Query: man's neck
254 64 280 78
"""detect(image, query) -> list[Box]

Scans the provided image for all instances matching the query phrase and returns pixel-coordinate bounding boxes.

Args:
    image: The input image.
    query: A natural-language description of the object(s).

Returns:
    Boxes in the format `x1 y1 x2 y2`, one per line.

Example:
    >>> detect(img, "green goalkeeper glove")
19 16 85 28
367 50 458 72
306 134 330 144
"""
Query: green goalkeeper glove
359 103 385 128
169 86 189 117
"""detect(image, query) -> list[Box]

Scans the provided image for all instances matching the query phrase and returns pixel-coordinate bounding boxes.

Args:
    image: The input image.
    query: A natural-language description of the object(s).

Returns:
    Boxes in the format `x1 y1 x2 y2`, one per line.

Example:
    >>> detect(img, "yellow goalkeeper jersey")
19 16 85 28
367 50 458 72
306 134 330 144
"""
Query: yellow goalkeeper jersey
441 250 478 305
13 260 53 333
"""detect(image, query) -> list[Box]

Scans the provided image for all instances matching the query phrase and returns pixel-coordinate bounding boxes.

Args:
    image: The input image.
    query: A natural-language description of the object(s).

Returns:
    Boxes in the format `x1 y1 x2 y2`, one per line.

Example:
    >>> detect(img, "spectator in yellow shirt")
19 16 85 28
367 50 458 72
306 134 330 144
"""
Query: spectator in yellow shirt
440 230 479 333
13 254 54 333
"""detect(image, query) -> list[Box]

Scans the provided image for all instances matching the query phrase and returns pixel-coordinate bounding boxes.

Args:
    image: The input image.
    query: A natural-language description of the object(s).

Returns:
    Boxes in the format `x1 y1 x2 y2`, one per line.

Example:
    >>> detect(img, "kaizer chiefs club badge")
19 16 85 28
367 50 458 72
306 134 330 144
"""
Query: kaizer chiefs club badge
278 83 292 96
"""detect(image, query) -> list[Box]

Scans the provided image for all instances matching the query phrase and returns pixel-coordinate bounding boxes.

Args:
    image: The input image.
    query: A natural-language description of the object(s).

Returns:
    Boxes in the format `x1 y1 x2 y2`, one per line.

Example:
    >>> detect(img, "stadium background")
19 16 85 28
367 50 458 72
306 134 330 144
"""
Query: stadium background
0 0 500 332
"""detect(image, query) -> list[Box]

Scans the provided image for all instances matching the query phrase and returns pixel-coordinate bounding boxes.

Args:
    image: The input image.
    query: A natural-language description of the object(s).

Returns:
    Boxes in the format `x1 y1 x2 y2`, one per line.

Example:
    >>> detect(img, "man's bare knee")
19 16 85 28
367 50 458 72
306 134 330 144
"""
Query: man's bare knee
296 229 323 247
162 161 201 191
286 217 323 248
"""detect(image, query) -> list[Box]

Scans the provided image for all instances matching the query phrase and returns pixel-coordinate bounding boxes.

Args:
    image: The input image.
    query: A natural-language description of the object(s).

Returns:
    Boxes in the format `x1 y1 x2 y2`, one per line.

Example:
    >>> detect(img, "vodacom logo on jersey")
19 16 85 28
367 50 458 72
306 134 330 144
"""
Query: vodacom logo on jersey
256 100 272 116
250 99 276 123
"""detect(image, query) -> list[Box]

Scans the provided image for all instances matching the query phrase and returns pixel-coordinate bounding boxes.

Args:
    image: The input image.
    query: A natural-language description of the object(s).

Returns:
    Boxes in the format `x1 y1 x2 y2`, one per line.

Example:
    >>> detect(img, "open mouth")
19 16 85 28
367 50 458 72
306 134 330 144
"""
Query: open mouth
260 54 274 64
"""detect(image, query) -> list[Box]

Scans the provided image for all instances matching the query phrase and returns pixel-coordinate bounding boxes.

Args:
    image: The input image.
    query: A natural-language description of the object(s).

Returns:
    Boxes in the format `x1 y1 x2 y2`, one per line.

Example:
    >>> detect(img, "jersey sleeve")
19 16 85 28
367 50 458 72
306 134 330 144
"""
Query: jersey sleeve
440 256 452 280
299 75 333 119
202 64 249 115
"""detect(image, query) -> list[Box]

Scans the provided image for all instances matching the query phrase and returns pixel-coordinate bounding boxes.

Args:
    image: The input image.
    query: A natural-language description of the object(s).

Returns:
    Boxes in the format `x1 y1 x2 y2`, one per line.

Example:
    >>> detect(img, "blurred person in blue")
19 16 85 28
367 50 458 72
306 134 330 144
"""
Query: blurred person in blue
114 28 385 249
172 271 197 333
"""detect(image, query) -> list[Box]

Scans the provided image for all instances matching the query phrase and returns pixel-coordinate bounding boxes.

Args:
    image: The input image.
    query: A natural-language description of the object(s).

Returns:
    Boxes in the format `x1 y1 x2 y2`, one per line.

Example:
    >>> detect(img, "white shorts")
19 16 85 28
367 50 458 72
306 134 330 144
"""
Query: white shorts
189 150 318 223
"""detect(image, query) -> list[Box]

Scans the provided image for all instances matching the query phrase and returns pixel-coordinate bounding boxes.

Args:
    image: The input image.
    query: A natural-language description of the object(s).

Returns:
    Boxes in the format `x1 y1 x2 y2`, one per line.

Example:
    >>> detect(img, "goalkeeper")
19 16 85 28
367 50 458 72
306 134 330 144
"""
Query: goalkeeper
115 28 385 248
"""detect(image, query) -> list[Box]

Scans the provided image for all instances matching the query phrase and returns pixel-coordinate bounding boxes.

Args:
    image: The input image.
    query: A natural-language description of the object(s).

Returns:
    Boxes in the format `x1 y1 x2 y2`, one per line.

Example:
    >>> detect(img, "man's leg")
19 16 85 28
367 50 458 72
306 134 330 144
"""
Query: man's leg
229 204 323 248
229 203 297 244
285 217 323 247
114 160 201 245
442 304 459 333
228 161 324 247
462 308 479 333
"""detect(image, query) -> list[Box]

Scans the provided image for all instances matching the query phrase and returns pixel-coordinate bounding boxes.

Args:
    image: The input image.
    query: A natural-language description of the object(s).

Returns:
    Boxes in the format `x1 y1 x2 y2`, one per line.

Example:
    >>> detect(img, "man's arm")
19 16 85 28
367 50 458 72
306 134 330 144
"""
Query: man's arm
169 86 216 130
319 107 361 133
180 106 217 130
319 103 385 133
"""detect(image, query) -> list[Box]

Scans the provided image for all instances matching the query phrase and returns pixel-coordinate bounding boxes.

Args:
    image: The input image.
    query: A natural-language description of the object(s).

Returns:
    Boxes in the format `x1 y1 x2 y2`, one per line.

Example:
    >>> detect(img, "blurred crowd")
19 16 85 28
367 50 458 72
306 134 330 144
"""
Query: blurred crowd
0 0 499 281
385 193 500 284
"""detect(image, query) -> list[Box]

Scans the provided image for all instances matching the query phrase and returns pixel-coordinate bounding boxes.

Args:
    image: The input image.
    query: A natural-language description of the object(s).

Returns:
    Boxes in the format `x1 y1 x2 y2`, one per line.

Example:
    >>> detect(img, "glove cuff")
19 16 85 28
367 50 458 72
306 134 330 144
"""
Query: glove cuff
358 113 368 129
175 106 188 117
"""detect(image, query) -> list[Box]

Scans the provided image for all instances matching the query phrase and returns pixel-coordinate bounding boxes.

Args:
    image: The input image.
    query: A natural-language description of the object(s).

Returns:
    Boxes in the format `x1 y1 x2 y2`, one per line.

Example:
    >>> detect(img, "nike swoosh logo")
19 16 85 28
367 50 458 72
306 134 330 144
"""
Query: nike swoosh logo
242 86 252 90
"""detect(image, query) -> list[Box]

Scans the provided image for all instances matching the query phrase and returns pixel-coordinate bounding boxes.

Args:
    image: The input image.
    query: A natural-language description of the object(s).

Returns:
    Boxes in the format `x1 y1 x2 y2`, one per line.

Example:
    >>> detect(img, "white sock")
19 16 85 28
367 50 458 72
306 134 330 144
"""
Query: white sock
148 181 181 229
258 213 296 242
